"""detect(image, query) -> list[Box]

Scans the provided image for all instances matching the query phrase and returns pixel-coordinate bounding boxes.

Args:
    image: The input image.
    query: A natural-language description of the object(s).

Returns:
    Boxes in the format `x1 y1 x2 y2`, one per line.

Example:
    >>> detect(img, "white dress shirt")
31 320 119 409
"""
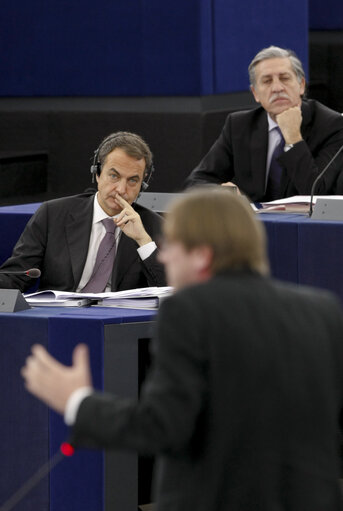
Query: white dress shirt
65 387 93 425
76 193 156 292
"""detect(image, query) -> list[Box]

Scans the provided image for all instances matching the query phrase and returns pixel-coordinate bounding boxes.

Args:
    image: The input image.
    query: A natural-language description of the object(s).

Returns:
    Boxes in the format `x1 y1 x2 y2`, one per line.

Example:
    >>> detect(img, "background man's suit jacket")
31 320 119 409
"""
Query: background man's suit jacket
185 99 343 201
72 271 343 511
0 192 166 292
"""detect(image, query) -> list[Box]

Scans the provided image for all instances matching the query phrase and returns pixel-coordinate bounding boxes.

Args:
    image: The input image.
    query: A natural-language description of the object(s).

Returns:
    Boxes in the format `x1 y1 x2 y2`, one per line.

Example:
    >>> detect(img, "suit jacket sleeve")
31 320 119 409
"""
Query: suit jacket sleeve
140 247 166 287
71 293 207 455
113 205 167 290
0 203 48 292
184 113 235 188
279 101 343 196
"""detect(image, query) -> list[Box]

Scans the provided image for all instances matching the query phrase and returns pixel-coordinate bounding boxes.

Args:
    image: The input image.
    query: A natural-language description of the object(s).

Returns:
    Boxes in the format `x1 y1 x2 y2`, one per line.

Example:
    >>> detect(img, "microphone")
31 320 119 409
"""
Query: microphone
309 143 343 216
0 268 41 278
0 442 75 511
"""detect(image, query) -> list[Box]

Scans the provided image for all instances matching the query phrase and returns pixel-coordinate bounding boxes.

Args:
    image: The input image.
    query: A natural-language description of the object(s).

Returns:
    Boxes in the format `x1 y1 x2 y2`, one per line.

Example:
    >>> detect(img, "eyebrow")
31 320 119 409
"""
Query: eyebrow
260 71 292 79
108 168 141 179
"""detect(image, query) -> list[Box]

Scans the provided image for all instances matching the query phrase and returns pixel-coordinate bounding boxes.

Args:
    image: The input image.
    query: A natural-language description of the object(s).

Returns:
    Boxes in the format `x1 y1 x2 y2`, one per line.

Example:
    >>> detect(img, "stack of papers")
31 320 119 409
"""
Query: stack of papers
253 195 343 214
24 286 173 309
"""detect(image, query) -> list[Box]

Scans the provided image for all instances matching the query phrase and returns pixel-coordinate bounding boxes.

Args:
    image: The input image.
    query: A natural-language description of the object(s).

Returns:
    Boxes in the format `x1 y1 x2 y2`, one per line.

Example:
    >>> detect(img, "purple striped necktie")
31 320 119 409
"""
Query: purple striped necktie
265 126 285 200
81 217 117 293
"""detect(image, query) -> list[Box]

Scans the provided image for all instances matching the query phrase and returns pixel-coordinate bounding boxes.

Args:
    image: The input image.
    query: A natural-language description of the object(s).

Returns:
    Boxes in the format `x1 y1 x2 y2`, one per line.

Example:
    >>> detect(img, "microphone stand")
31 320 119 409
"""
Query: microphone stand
309 144 343 217
0 443 74 511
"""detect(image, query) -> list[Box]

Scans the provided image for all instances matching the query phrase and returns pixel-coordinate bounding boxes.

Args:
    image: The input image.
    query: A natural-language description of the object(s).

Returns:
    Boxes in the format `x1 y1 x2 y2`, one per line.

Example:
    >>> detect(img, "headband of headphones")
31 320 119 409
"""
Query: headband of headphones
90 133 154 191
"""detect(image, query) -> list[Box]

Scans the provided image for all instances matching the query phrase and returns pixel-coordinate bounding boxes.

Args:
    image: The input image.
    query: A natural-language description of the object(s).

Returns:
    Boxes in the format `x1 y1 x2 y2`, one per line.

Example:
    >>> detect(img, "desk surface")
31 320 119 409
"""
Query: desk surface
1 203 343 302
6 303 156 322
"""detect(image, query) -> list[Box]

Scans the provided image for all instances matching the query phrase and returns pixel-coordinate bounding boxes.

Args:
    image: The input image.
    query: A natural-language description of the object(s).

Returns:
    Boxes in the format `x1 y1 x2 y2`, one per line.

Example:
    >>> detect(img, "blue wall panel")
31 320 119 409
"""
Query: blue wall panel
139 0 213 95
0 0 308 96
213 0 309 93
309 0 343 29
0 0 145 96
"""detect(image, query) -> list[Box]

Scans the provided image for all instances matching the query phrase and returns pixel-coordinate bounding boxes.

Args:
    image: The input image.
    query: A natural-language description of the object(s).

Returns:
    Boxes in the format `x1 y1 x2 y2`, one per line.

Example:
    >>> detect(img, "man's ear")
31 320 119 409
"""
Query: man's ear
250 85 260 104
299 77 306 97
191 245 213 273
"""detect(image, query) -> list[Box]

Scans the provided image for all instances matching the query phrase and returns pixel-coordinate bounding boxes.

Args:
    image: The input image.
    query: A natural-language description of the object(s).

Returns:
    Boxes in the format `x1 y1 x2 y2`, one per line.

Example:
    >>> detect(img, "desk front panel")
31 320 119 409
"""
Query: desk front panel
0 306 155 511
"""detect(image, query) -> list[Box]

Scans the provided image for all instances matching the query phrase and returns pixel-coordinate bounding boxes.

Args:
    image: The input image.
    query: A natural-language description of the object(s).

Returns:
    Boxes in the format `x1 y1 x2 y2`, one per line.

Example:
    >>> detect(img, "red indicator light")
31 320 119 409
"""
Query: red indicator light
60 442 75 457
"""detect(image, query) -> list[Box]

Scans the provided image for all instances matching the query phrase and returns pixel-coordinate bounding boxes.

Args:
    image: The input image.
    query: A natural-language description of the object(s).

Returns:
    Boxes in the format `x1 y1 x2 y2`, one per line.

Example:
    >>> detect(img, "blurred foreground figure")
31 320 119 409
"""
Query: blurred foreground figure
22 188 343 511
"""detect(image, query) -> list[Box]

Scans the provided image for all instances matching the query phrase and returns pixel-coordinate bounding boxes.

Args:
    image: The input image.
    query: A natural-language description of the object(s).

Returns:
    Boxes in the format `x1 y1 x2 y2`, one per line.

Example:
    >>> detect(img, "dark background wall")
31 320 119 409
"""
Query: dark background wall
0 0 342 205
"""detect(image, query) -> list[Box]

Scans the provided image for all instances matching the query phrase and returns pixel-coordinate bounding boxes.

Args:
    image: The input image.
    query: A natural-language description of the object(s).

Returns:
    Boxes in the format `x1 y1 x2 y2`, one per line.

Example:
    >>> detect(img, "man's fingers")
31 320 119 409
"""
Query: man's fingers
115 209 138 227
115 208 130 222
114 193 130 208
21 354 47 394
31 344 65 371
72 343 90 369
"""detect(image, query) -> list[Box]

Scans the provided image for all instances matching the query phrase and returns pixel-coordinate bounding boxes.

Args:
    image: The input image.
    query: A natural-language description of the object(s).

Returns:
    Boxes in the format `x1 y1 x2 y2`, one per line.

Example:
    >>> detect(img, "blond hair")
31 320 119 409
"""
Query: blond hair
164 187 269 275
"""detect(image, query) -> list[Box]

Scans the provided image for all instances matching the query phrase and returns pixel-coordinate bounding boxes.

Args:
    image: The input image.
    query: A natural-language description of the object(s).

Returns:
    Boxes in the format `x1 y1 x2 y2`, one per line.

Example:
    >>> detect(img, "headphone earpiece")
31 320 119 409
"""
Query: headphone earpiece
90 148 102 183
90 164 100 183
141 163 155 192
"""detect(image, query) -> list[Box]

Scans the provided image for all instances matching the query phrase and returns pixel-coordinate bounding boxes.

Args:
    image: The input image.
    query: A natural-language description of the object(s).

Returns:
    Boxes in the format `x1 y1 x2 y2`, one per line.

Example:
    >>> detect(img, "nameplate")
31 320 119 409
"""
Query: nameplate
311 198 343 221
136 192 181 213
0 289 31 313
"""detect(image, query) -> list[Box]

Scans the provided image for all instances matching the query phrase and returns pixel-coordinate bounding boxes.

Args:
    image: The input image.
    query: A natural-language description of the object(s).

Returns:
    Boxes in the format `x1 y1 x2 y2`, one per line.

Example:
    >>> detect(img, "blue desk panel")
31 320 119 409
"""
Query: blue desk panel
260 212 343 302
0 202 40 262
0 306 156 511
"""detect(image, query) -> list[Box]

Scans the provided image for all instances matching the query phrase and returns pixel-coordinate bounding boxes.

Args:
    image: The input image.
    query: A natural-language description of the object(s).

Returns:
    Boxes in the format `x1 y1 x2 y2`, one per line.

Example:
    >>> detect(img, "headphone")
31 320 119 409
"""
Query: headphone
90 133 154 192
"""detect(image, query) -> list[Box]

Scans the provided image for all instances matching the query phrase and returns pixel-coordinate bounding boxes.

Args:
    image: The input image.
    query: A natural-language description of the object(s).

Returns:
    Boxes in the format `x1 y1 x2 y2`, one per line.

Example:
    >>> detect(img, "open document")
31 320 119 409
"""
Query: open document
24 286 173 309
253 195 343 214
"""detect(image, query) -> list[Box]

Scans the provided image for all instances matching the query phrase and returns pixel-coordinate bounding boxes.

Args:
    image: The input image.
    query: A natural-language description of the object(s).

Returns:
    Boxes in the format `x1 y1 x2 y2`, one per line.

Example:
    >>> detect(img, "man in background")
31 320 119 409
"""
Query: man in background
185 46 343 201
0 131 165 292
22 188 343 510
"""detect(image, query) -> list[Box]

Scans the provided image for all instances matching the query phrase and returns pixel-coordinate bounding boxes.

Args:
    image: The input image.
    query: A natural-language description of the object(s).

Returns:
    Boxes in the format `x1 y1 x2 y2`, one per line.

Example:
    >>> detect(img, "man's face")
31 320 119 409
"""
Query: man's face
251 57 305 120
96 148 146 216
159 240 211 290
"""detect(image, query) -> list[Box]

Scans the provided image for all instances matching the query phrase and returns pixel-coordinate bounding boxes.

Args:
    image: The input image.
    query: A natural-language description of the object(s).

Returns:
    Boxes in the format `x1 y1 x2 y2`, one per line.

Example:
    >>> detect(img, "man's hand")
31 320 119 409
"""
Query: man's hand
276 106 303 145
21 344 92 415
221 182 241 195
114 193 152 246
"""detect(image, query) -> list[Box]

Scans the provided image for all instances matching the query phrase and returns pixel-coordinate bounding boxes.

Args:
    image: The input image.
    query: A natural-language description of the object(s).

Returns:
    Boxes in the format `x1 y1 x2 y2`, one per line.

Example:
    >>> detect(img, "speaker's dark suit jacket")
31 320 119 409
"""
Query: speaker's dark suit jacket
72 271 343 511
185 99 343 201
0 192 166 292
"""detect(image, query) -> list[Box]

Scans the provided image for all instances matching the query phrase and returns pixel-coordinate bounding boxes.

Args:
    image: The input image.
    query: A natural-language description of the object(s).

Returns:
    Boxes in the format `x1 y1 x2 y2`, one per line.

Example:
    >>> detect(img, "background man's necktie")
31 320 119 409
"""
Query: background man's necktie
265 127 285 200
81 218 116 293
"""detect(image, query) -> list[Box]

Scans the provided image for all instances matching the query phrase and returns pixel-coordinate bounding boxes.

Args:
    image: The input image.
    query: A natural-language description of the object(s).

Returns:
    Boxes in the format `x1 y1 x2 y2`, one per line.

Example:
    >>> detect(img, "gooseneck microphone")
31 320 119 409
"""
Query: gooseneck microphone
0 442 74 511
309 143 343 217
0 268 41 278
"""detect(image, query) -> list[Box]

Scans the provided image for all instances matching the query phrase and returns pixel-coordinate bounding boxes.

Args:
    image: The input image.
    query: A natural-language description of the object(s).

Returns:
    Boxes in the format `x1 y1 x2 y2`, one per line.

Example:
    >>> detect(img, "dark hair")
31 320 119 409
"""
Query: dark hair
98 131 153 175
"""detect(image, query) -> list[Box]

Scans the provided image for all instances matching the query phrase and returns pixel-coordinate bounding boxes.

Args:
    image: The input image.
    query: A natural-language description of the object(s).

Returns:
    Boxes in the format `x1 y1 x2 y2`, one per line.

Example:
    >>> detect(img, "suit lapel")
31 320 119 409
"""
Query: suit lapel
250 111 269 198
65 196 94 288
111 233 137 291
300 100 312 142
280 100 311 196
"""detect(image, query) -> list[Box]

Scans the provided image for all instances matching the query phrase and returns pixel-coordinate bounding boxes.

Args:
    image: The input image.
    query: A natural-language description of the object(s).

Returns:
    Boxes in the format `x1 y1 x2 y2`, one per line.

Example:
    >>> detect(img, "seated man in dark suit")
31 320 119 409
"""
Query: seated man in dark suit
185 45 343 201
22 188 343 511
0 131 166 292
